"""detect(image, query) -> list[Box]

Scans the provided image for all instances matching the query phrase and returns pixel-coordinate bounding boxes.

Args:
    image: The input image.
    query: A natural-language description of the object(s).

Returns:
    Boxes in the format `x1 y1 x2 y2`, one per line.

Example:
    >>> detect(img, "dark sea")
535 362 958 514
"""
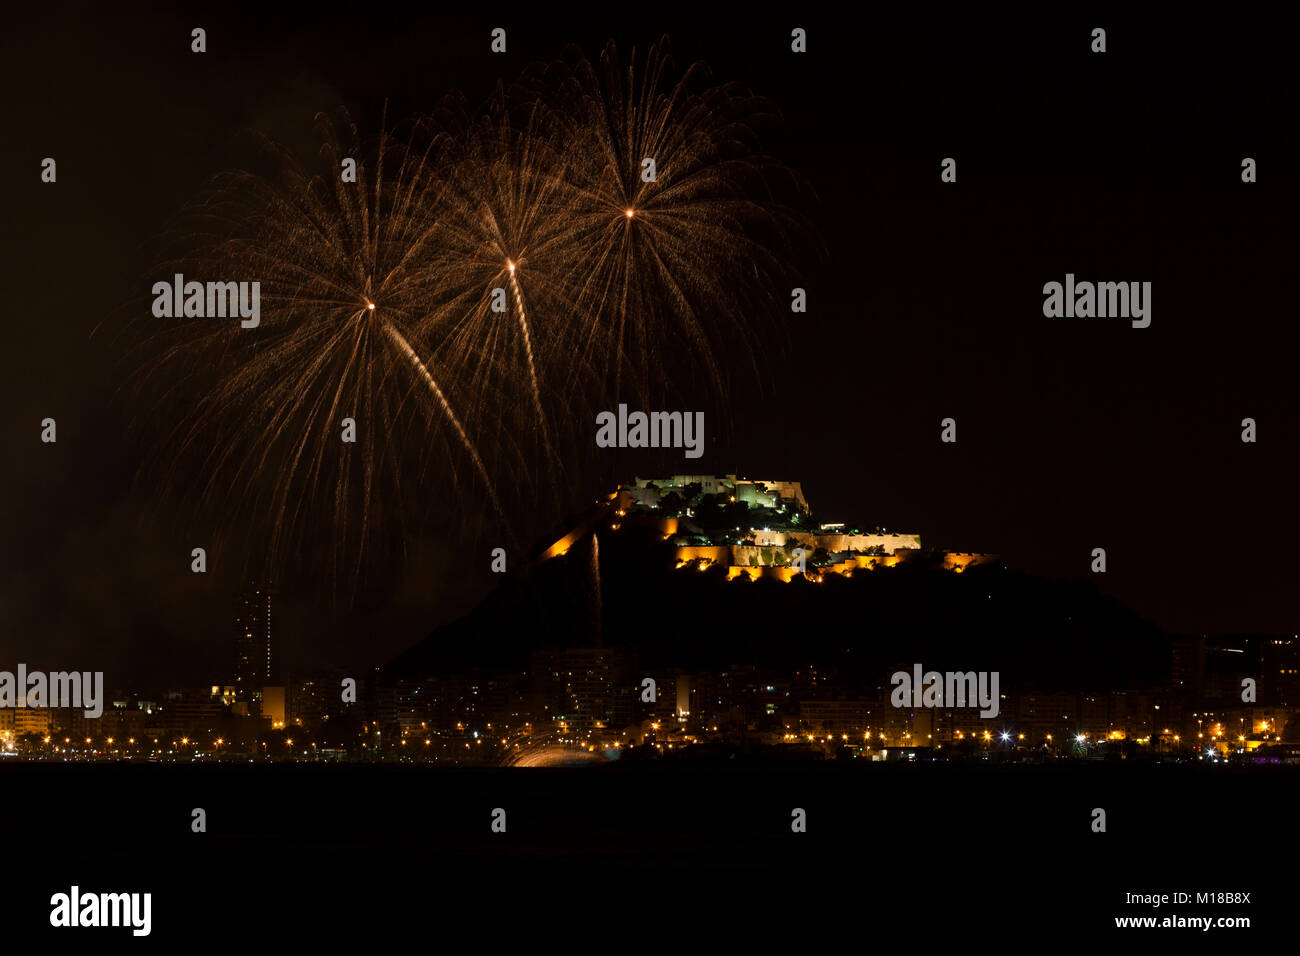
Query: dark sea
4 760 1284 942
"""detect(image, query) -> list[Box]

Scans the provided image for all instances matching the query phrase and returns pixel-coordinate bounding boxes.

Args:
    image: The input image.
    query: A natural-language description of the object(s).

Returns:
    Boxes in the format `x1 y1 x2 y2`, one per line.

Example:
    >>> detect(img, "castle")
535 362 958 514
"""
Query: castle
611 475 996 581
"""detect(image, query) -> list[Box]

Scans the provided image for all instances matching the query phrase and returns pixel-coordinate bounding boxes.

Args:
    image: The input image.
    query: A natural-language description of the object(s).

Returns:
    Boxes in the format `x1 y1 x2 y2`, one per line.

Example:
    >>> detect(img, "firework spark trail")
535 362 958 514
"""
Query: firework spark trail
505 261 556 469
379 318 514 545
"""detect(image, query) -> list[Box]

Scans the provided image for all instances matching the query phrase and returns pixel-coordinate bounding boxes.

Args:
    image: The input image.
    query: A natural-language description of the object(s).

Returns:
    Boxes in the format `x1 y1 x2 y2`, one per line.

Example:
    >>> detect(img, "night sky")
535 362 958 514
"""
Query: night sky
4 3 1298 687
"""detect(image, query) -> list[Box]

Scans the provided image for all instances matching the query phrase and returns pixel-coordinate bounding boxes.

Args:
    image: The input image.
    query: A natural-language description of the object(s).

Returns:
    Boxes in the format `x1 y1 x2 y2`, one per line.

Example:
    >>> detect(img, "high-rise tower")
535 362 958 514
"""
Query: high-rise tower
234 582 274 706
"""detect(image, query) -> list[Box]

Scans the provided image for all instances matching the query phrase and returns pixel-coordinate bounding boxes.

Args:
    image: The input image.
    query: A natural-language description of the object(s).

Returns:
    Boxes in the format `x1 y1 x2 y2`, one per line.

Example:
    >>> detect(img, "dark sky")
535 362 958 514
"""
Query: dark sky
3 2 1297 688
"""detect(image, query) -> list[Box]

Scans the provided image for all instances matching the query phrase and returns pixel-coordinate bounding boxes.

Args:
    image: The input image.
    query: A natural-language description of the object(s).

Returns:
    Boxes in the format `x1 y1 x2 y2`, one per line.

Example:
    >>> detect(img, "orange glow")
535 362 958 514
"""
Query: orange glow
542 528 583 560
942 552 997 572
676 545 729 566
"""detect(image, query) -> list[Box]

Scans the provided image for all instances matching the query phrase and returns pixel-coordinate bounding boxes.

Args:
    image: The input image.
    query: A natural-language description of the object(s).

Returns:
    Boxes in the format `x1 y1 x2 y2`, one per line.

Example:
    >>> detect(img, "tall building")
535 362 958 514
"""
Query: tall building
234 582 274 709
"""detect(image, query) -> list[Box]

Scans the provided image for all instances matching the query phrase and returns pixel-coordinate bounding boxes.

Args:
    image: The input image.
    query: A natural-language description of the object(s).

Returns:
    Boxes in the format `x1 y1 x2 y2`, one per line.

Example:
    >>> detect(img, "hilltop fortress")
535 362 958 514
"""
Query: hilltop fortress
609 474 997 581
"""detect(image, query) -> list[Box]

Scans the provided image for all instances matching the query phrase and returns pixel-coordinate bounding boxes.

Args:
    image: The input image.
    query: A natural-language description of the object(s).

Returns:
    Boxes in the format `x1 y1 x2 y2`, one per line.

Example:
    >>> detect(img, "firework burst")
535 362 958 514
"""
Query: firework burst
411 89 592 493
535 38 807 407
138 108 525 593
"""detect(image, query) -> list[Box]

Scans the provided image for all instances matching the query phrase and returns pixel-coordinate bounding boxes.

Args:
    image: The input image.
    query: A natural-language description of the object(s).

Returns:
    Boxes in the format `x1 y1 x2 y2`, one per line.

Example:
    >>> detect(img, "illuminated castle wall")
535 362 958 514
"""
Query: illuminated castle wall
677 545 1000 576
630 475 809 513
751 530 922 552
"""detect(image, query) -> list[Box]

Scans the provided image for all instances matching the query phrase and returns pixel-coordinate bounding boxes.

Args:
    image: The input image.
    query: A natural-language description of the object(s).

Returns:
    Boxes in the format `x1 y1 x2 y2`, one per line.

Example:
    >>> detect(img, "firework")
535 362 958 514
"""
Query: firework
410 90 588 492
139 108 521 592
535 39 806 406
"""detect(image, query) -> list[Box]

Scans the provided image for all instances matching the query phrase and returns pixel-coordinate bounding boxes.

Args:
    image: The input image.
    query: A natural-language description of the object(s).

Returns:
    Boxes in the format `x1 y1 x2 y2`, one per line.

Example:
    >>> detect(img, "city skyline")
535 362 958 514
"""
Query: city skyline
5 473 1298 768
